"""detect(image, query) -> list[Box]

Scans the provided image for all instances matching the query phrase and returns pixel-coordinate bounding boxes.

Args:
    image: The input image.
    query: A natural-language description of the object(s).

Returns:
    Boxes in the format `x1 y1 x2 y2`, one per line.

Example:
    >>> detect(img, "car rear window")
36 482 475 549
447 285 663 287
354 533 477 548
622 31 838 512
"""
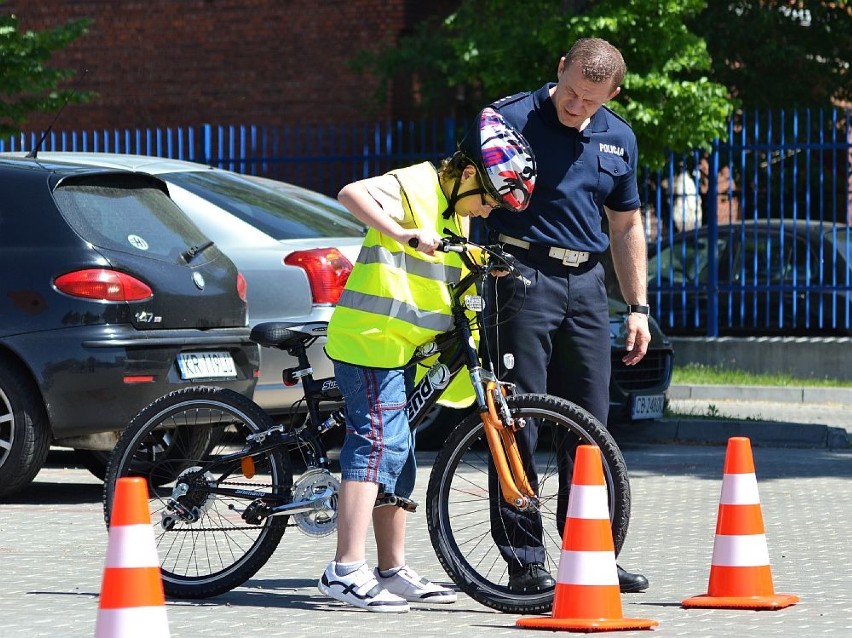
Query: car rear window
165 171 365 240
53 173 211 260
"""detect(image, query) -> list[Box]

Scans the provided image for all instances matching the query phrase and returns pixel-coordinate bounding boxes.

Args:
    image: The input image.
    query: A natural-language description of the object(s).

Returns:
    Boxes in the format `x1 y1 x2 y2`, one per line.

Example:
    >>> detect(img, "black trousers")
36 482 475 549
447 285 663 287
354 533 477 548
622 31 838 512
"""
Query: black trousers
483 243 611 571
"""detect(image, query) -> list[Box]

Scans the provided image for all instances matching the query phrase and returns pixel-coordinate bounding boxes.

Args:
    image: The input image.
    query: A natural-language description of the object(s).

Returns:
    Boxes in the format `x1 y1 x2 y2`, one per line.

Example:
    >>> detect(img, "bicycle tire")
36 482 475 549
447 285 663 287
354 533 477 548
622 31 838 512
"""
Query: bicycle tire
426 393 630 615
103 386 293 599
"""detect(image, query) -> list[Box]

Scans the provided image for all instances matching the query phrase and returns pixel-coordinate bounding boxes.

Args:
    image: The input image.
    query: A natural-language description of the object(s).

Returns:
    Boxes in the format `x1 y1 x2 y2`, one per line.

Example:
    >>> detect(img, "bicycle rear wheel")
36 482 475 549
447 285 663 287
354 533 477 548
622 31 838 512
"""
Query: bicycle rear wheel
426 393 630 615
103 386 292 599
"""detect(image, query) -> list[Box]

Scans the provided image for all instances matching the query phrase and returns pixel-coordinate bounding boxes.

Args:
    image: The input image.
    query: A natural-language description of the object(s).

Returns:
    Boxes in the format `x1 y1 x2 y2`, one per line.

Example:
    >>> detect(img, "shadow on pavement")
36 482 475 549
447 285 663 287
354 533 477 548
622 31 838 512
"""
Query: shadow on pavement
3 448 103 505
621 442 852 482
3 480 102 505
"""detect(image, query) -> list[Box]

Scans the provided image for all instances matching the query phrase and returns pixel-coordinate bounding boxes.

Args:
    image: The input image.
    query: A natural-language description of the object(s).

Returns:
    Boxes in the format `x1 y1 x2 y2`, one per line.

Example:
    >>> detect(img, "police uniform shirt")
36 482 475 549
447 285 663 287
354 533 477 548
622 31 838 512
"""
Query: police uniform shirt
486 83 641 254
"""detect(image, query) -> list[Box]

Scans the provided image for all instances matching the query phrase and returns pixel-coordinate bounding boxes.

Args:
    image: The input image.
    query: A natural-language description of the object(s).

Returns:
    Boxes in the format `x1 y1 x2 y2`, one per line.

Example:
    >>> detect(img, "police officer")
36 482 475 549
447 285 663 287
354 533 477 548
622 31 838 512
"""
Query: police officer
482 37 650 593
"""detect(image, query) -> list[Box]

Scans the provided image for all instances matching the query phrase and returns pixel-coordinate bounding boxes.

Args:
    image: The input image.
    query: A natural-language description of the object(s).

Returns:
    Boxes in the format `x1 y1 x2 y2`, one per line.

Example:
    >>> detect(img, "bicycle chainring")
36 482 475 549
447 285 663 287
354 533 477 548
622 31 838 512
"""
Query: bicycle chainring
290 468 340 537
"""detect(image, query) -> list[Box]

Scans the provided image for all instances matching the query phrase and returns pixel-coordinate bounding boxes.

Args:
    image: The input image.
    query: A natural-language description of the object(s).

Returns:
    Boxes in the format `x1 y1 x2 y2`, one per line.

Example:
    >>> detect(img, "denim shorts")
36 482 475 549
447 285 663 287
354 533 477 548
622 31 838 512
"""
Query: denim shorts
334 360 416 498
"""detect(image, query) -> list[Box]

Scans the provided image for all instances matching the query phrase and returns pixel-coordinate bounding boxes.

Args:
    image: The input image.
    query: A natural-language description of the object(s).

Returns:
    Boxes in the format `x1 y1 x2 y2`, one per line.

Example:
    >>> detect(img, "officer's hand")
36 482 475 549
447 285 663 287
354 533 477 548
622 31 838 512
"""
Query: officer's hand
622 314 650 366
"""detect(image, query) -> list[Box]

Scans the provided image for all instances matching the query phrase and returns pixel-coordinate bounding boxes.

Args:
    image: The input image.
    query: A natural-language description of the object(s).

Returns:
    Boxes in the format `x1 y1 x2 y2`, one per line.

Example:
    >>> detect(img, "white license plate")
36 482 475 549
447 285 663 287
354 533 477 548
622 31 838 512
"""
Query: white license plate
630 393 665 420
177 351 237 380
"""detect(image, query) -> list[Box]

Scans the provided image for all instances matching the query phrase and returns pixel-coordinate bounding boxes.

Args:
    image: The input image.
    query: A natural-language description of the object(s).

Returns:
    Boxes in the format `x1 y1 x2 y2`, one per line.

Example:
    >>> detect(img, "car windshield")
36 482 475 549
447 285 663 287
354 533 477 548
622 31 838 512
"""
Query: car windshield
165 171 366 240
53 173 210 261
649 236 727 285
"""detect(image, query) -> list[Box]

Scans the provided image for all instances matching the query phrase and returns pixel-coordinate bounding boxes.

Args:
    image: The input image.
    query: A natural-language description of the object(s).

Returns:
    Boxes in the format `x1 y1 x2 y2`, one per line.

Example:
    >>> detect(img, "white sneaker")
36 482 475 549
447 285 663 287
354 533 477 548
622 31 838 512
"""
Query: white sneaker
374 565 458 603
318 561 409 612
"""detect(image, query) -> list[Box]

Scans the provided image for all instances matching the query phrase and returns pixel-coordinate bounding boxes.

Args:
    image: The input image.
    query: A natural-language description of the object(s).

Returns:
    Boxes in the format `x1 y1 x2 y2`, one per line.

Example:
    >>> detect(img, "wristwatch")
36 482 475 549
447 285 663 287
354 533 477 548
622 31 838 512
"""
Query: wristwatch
627 304 650 315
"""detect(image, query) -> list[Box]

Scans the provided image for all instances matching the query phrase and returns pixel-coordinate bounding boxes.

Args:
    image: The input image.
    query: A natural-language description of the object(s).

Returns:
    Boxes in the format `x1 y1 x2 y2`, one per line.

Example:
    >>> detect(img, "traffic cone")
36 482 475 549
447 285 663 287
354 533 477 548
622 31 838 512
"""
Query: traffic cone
517 445 658 631
95 477 170 637
682 437 799 610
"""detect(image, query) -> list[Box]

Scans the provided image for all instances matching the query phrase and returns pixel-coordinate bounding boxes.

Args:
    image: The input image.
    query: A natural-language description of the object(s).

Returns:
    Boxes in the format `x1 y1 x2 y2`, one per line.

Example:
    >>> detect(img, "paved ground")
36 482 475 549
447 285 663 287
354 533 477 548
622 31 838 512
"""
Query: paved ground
1 436 849 638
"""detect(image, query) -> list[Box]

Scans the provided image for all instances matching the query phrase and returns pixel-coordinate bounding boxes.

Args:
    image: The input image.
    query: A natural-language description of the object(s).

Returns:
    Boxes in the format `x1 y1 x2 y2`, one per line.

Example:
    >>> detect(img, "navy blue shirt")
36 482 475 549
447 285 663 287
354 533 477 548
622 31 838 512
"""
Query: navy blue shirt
485 83 641 254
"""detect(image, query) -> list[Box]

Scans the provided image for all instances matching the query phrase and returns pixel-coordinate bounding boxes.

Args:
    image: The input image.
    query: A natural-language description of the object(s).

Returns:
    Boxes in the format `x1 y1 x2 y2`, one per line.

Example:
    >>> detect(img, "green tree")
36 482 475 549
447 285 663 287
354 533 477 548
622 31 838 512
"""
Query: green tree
690 0 852 110
0 5 93 140
362 0 734 168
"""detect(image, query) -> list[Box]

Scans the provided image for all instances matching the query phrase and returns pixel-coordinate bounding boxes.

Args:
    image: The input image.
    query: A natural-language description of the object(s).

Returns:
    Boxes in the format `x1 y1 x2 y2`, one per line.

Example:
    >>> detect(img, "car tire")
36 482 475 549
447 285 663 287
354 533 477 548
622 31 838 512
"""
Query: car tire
0 358 51 499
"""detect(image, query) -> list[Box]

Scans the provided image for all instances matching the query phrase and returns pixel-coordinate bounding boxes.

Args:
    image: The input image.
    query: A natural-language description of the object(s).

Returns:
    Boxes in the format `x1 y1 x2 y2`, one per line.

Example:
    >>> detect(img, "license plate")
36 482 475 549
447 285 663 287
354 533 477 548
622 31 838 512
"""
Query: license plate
177 351 237 380
630 393 665 420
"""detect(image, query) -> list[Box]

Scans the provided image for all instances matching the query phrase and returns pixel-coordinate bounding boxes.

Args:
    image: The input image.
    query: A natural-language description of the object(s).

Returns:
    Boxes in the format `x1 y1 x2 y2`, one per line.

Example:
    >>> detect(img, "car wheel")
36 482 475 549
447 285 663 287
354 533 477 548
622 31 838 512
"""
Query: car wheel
73 449 112 481
0 359 51 499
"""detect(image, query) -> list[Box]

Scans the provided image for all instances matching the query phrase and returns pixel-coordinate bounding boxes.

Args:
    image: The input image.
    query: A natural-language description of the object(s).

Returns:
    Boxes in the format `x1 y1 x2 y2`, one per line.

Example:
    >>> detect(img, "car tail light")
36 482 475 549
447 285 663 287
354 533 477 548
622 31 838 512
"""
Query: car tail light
236 272 248 303
54 269 153 301
284 248 353 304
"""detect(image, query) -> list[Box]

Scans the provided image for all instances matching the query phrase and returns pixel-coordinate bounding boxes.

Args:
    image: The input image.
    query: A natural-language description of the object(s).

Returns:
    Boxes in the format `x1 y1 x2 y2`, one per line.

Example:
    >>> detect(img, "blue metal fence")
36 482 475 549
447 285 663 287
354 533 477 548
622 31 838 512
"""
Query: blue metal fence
3 109 851 336
1 119 459 197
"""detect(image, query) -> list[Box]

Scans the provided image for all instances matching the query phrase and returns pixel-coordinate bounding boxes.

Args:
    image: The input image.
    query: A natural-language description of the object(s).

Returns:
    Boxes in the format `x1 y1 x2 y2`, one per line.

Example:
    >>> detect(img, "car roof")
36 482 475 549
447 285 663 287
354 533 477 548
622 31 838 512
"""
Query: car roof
0 151 213 176
0 152 342 203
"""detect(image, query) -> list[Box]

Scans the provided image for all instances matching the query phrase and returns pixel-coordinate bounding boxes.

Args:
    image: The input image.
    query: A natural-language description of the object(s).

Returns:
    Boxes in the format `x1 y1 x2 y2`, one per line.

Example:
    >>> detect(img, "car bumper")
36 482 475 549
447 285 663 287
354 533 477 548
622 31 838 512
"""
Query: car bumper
7 325 259 438
608 348 674 423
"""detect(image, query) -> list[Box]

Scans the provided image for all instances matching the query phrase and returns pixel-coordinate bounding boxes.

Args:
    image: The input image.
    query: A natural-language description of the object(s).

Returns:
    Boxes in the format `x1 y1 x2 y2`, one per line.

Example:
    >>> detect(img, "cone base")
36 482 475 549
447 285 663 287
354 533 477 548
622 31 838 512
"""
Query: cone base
516 616 659 632
682 593 799 610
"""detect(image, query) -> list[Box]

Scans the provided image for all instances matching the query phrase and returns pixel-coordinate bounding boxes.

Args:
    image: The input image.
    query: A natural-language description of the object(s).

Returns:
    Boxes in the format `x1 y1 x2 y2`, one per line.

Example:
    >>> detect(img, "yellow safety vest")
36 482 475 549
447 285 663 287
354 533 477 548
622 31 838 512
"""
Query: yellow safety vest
326 162 476 408
327 162 464 367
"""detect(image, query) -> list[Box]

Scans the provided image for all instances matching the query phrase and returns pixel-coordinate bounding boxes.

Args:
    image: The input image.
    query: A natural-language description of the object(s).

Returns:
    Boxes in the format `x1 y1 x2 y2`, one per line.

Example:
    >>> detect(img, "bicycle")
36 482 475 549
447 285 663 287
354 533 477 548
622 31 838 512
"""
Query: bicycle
102 231 631 615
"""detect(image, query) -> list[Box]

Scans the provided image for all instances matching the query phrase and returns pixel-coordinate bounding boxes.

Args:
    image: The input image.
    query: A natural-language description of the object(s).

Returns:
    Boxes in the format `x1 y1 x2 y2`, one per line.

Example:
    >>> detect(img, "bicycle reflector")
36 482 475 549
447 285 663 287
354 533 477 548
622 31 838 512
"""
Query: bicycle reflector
464 294 485 312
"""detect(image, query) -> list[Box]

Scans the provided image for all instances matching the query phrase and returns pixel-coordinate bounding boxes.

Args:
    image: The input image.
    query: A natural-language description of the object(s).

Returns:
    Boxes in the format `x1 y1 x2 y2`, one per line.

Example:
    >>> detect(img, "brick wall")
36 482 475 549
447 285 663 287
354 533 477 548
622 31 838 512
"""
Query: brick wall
6 0 457 132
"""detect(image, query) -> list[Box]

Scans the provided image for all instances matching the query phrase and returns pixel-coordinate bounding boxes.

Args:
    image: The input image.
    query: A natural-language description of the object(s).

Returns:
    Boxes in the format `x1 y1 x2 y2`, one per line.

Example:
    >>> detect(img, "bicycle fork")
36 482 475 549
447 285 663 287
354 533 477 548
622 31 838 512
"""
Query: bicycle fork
473 372 537 511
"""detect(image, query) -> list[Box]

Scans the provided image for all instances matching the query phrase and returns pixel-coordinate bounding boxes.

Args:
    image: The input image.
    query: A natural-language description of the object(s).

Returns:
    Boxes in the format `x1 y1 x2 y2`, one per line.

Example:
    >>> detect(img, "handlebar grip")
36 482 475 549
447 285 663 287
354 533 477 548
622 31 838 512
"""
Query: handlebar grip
408 238 419 248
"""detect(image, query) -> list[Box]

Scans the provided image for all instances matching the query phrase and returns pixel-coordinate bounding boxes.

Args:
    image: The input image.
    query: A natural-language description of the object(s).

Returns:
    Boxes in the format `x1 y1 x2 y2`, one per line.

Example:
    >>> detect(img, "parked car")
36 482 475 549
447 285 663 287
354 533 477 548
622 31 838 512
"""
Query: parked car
643 220 852 336
0 154 259 498
15 153 366 423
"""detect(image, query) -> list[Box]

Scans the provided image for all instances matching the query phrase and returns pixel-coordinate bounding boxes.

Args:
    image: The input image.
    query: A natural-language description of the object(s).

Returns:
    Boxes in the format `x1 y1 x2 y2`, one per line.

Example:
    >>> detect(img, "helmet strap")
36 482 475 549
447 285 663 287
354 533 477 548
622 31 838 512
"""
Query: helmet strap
442 175 464 219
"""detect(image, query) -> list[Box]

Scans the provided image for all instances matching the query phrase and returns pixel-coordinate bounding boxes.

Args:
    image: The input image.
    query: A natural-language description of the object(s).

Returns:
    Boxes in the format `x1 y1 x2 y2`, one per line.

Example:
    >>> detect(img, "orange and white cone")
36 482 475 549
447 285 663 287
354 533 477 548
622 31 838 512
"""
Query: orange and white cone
95 477 170 637
682 436 799 610
517 445 658 632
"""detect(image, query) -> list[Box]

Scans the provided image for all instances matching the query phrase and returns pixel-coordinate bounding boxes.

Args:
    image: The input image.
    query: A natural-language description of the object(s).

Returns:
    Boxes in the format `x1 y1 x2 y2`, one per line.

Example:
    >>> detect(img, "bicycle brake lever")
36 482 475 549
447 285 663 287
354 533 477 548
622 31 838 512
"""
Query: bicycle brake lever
489 248 531 286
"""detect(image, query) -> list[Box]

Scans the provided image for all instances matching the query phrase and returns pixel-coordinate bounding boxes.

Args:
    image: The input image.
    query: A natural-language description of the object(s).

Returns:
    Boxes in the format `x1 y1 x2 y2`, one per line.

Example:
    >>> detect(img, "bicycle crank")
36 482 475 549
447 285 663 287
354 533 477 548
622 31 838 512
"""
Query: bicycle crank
287 468 340 536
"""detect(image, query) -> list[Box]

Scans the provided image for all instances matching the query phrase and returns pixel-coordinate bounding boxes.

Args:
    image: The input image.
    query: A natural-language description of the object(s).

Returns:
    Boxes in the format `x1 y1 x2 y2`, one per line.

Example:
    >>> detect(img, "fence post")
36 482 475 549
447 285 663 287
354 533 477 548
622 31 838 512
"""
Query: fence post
706 138 720 338
202 123 212 165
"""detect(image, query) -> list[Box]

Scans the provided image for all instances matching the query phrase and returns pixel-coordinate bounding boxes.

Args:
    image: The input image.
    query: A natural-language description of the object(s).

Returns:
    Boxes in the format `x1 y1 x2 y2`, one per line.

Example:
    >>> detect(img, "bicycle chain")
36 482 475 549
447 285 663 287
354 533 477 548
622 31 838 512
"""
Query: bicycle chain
165 478 298 531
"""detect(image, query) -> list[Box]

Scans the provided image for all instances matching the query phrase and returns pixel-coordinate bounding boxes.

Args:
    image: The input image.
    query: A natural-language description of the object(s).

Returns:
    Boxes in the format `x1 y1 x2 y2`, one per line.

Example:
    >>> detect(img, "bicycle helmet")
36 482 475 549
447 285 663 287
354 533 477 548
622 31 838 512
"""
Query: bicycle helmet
458 107 536 212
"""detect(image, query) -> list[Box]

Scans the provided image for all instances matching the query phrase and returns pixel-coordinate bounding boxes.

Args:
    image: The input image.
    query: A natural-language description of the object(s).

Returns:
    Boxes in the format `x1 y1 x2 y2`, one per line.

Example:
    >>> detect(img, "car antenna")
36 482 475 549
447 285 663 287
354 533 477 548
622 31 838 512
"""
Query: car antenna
26 68 88 160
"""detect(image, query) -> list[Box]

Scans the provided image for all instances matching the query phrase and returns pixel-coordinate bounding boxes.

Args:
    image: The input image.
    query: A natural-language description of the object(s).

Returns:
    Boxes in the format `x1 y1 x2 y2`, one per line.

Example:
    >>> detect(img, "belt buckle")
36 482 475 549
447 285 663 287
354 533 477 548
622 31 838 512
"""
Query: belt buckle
562 250 580 266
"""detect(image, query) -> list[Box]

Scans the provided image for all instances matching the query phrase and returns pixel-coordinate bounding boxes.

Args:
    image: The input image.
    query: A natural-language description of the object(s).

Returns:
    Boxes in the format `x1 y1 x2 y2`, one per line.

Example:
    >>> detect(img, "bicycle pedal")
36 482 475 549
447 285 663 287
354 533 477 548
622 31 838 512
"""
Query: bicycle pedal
374 494 418 512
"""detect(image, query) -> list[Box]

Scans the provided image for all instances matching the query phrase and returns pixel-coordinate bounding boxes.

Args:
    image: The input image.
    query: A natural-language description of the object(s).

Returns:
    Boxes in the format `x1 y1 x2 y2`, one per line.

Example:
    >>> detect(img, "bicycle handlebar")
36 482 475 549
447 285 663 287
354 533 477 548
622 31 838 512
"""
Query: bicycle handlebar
408 237 464 253
408 232 529 284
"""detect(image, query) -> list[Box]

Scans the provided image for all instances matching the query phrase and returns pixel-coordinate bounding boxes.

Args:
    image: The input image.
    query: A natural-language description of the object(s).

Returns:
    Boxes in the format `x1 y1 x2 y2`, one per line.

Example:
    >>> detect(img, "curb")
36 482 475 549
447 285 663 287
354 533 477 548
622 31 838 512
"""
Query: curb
612 418 850 450
668 384 852 405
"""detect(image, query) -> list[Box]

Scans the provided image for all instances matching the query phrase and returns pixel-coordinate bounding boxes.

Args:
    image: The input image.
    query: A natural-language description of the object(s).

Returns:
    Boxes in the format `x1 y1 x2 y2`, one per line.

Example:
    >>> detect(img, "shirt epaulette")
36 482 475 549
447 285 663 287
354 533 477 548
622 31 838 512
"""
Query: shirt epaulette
602 104 634 129
491 91 532 109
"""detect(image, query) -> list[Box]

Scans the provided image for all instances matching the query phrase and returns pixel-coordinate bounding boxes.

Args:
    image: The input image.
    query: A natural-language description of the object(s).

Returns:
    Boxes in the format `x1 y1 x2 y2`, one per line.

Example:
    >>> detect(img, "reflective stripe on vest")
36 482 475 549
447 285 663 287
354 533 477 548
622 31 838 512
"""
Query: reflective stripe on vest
336 288 455 333
357 244 462 284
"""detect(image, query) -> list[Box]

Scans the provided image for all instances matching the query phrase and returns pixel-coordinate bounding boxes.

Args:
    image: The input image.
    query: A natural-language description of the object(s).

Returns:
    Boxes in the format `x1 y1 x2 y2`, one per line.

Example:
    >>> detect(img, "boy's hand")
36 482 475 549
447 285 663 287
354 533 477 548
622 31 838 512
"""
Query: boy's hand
405 229 442 255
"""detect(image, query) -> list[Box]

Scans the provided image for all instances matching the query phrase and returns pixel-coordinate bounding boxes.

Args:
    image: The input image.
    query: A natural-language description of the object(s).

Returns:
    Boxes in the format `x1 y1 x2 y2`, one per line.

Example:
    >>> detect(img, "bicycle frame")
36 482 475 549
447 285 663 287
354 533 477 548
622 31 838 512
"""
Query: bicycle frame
277 236 537 510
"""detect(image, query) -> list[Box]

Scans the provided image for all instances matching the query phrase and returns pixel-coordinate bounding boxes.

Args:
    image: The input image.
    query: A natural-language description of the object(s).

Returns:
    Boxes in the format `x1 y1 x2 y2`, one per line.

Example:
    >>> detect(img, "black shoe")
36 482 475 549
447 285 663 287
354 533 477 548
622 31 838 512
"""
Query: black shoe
617 565 649 593
508 563 556 592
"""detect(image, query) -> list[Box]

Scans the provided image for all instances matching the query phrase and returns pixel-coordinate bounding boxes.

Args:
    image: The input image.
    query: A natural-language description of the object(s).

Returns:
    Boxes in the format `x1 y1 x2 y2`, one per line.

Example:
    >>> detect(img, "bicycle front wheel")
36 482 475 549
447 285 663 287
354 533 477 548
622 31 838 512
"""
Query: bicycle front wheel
426 393 630 614
103 386 292 599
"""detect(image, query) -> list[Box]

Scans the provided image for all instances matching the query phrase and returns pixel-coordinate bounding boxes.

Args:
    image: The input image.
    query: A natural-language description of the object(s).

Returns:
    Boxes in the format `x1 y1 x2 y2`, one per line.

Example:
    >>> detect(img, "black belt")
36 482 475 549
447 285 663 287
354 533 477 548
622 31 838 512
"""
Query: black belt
498 234 592 267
